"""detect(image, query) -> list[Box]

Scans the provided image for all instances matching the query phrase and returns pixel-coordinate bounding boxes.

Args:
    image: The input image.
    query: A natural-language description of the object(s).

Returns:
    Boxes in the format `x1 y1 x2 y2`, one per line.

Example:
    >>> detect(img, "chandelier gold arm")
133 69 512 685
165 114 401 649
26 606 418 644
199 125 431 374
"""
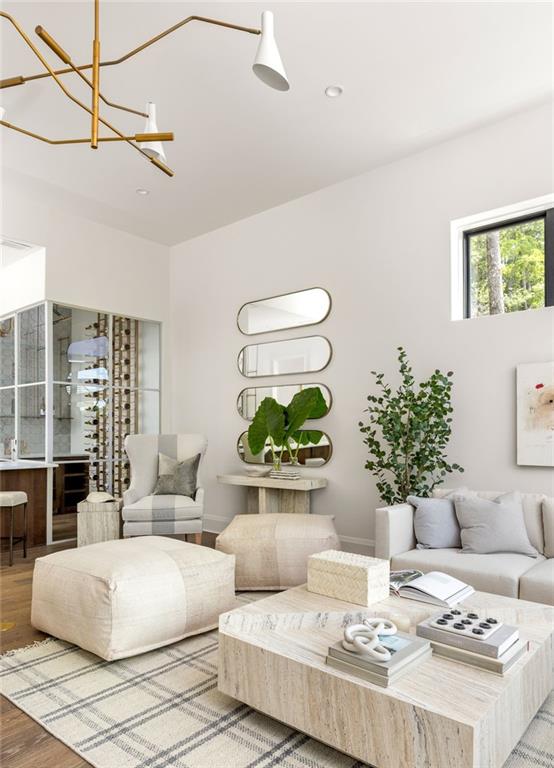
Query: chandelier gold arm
0 10 174 176
36 25 149 122
0 119 173 145
35 25 147 118
0 15 261 90
91 0 100 148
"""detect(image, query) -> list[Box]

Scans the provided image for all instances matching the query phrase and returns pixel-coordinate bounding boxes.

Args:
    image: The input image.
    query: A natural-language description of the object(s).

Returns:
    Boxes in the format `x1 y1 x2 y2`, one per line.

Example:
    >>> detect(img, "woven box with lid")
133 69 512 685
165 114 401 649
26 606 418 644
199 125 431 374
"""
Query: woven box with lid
307 549 390 606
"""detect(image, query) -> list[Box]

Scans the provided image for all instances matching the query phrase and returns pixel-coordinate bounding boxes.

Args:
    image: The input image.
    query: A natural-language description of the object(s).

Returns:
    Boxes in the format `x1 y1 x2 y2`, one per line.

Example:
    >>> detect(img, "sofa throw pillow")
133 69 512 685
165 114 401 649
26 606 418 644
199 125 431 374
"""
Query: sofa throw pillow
407 495 461 550
153 453 201 499
454 492 538 557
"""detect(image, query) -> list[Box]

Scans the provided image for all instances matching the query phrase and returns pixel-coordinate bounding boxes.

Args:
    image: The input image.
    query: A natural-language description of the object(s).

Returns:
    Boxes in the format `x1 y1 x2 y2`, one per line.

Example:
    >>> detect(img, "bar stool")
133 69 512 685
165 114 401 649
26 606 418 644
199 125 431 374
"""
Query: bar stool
0 491 28 566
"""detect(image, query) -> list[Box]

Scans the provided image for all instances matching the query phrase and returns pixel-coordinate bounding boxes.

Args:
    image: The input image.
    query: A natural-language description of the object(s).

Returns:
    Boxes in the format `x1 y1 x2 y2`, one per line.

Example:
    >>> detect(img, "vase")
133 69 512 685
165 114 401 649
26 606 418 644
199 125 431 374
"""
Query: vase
272 457 282 472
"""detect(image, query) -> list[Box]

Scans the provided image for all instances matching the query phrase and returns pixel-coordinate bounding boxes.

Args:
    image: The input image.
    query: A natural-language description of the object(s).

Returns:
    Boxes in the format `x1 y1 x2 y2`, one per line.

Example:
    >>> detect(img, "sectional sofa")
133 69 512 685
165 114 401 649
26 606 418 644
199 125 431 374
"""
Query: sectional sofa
375 489 554 605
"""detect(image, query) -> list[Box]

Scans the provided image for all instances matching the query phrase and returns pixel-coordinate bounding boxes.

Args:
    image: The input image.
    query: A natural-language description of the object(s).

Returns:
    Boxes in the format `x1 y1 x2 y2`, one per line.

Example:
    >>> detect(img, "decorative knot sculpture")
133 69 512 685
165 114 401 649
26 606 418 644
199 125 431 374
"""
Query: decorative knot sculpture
342 618 398 662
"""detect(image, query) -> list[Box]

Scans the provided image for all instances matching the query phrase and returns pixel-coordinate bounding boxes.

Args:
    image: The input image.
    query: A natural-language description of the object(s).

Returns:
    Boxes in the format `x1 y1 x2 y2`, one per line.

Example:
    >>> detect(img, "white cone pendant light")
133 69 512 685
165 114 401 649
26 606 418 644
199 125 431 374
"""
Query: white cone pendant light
252 11 289 91
139 102 166 163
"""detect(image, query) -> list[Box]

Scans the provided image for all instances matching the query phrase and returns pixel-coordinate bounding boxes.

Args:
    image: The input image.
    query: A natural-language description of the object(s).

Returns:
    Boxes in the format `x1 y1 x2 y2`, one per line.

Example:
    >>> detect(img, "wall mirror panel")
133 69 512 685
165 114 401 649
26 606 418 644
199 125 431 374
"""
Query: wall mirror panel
238 383 332 421
238 336 331 378
237 288 331 335
237 430 332 467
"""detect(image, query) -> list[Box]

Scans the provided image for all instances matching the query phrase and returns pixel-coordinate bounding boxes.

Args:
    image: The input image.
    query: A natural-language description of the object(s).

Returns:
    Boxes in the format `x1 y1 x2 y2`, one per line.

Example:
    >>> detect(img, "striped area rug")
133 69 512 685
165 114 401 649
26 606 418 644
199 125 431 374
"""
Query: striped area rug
0 600 552 768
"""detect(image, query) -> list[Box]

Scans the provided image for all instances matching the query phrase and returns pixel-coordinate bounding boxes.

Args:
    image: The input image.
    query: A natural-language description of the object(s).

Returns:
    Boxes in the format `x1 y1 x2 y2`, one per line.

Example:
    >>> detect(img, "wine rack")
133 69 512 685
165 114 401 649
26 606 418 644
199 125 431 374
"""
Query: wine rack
83 312 109 492
84 314 139 497
112 315 138 497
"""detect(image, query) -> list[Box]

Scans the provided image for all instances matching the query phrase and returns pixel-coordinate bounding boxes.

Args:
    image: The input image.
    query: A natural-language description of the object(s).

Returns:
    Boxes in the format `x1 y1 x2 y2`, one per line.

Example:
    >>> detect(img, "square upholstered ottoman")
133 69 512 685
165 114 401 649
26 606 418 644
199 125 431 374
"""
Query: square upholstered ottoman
215 513 340 590
31 536 236 660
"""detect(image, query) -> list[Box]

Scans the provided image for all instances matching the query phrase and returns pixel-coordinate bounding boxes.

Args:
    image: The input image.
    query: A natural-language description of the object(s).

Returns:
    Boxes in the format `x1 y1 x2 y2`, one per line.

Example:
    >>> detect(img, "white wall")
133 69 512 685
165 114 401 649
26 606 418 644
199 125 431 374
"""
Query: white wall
1 184 171 429
169 104 554 550
0 248 46 315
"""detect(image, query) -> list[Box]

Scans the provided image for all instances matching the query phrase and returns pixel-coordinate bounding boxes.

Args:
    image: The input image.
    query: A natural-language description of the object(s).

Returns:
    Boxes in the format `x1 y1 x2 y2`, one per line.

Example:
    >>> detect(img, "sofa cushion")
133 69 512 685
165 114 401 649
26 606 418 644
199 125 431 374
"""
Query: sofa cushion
543 497 554 558
519 559 554 605
391 548 543 598
122 494 202 521
407 495 461 549
454 493 538 557
31 537 236 660
123 520 202 536
434 488 545 554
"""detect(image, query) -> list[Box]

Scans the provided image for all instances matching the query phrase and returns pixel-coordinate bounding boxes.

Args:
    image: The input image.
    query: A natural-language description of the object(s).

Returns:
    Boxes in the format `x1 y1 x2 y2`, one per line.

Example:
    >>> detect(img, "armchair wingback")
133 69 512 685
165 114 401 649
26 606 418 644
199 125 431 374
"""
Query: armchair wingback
122 434 208 541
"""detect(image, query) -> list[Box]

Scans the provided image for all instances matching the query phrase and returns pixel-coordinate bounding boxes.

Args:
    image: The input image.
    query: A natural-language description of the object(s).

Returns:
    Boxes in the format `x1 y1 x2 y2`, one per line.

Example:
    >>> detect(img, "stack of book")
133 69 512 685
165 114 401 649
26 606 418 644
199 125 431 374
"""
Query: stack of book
269 469 301 480
326 631 431 688
417 616 527 675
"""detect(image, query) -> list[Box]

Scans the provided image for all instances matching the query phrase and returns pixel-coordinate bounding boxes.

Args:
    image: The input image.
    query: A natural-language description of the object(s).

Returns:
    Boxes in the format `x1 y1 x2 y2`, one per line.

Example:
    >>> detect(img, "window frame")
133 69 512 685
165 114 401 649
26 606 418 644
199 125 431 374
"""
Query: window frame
462 208 554 319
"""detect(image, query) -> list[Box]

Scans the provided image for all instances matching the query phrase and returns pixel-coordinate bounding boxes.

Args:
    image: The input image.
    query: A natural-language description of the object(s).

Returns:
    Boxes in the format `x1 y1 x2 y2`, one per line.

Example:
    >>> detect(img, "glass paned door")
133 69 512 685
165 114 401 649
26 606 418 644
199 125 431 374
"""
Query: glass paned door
0 317 15 386
18 384 46 459
0 387 15 457
19 304 45 384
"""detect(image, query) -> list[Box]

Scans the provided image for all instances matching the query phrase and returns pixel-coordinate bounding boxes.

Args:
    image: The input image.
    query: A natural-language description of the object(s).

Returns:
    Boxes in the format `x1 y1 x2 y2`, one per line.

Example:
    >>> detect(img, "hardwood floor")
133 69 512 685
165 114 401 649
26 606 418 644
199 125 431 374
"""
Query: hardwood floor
0 532 217 768
52 512 78 541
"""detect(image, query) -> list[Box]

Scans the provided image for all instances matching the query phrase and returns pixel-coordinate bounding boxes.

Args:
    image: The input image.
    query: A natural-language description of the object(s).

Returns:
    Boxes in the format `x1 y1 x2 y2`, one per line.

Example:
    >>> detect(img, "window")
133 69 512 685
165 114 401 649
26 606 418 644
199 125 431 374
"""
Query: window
463 208 553 318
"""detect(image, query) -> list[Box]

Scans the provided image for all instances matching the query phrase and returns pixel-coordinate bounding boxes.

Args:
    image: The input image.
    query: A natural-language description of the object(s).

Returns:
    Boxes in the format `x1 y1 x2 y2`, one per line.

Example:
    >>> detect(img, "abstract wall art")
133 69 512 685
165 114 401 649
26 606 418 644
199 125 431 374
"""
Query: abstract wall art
517 361 554 467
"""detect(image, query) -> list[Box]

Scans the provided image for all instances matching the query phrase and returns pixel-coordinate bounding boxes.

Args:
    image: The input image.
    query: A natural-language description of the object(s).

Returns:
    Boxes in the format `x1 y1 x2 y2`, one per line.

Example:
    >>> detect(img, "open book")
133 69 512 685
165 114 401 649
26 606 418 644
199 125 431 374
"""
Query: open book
390 570 474 607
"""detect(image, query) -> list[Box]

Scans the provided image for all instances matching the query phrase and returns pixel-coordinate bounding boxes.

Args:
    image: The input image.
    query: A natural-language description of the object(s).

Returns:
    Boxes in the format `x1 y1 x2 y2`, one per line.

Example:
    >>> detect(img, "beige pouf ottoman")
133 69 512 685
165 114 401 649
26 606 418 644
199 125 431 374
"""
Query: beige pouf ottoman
31 536 236 660
215 513 340 590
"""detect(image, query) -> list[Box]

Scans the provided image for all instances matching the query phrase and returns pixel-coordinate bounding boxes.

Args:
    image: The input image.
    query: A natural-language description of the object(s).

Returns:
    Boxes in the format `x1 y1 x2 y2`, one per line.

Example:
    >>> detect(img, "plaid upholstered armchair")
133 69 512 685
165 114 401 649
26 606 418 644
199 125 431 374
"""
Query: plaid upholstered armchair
122 434 207 543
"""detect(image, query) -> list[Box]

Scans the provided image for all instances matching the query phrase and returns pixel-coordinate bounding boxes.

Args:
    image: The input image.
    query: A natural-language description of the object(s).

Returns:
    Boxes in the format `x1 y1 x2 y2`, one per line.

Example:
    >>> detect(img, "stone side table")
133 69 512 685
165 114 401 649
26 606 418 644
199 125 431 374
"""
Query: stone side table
77 498 123 547
217 474 327 515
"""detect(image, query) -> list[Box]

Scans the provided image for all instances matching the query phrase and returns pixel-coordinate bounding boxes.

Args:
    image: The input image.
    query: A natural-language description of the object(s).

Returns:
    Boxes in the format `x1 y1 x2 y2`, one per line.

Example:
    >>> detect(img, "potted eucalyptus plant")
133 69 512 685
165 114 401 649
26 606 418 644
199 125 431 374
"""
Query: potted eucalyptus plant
359 347 464 504
247 387 328 470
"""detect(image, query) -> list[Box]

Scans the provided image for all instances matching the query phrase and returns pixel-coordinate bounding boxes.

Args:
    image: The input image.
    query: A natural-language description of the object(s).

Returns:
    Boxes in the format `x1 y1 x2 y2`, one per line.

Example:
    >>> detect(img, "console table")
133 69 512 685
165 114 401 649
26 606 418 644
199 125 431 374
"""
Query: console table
217 474 327 514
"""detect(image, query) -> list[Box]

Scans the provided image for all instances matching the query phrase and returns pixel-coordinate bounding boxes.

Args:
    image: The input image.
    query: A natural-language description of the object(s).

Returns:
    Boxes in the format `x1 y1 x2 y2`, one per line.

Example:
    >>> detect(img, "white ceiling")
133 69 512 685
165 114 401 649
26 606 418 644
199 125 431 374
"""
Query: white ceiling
1 2 552 245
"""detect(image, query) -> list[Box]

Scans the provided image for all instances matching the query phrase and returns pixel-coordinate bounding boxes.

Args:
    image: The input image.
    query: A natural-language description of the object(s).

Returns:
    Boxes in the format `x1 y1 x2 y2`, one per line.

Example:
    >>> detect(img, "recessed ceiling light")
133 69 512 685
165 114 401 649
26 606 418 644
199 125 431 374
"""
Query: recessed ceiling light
136 188 149 196
325 85 343 98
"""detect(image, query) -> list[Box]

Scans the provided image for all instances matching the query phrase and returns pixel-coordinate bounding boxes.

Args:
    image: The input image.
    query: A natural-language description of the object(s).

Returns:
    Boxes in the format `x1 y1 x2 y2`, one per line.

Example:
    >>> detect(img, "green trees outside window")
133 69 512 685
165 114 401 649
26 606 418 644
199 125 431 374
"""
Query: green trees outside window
467 217 546 317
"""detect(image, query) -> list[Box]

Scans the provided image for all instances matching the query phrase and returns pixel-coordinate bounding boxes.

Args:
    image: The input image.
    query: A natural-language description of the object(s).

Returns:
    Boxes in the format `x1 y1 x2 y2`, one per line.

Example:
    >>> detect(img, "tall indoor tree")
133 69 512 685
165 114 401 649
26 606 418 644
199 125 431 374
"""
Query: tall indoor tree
359 347 464 504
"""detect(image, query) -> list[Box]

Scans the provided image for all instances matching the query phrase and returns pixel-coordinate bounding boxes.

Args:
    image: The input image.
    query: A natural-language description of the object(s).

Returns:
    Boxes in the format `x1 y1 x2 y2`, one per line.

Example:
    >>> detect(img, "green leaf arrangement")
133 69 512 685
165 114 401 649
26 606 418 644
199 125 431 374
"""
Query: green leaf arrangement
247 387 327 467
359 347 464 505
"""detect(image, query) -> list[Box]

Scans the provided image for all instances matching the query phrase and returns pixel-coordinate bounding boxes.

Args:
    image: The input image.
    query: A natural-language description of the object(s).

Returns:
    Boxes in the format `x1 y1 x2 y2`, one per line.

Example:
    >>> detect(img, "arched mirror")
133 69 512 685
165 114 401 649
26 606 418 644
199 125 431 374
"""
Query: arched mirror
237 383 332 421
238 336 331 378
237 430 332 467
237 287 331 335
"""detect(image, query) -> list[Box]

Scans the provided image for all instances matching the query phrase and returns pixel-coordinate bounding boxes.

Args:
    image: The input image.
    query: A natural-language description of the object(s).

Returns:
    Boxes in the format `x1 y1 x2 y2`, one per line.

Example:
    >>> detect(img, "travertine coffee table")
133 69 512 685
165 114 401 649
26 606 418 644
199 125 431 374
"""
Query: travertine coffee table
218 585 553 768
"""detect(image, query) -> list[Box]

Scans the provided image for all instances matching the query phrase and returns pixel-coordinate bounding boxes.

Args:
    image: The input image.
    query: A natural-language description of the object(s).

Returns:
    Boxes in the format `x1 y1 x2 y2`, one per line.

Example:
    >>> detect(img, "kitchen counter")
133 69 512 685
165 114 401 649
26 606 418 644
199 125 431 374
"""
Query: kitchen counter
0 461 58 546
0 460 59 471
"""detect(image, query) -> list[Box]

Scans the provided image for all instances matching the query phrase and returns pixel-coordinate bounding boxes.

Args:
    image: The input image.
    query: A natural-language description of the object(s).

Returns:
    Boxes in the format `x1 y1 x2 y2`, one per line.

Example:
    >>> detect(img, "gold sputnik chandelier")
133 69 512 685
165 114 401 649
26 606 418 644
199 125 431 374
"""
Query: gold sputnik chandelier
0 0 289 178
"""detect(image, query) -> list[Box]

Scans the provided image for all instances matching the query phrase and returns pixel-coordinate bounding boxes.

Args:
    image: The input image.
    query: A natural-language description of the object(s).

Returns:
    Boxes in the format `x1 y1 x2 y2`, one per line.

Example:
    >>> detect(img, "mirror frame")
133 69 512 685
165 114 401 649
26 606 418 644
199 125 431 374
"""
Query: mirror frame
237 287 331 336
237 430 333 467
237 335 333 378
237 383 333 421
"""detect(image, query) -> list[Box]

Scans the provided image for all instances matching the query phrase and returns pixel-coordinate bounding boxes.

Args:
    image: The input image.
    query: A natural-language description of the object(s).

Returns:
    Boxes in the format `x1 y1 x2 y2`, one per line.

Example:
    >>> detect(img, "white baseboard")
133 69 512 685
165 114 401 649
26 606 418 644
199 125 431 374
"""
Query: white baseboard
338 535 374 554
204 516 374 554
203 514 233 534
